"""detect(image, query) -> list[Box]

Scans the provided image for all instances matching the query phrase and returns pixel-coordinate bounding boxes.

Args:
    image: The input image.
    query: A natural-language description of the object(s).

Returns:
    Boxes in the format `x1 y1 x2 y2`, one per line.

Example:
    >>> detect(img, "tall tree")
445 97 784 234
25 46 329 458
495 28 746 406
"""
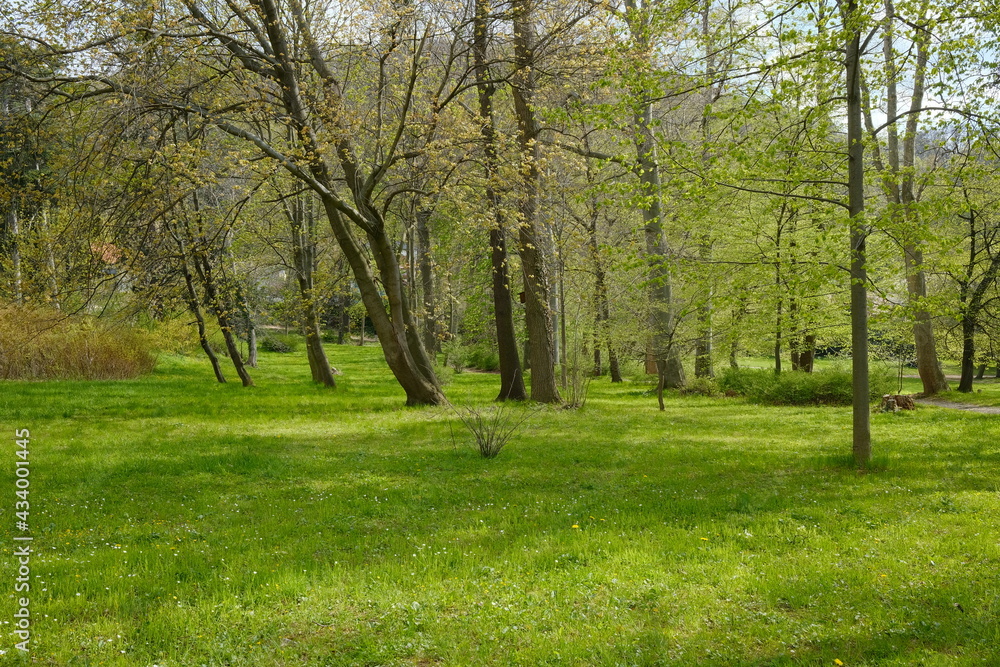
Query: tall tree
510 0 561 402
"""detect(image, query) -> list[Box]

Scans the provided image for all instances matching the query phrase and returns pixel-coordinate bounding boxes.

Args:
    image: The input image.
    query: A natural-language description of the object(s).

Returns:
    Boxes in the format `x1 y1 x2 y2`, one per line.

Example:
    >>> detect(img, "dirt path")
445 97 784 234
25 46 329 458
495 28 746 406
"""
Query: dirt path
913 398 1000 415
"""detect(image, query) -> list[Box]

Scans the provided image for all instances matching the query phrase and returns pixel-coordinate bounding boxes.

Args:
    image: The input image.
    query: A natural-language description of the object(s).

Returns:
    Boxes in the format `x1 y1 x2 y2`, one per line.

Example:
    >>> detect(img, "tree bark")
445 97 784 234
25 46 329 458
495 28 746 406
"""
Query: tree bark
844 1 871 466
179 249 226 384
474 0 526 401
511 0 560 403
287 190 336 387
416 206 437 359
321 199 444 405
8 205 22 304
624 2 684 390
868 0 948 395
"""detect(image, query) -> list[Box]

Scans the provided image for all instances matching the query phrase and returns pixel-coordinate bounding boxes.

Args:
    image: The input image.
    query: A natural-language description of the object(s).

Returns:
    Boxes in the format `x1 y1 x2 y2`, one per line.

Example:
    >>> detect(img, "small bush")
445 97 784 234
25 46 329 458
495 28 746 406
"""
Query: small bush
259 334 299 353
0 306 156 380
440 336 466 373
450 401 538 458
466 343 500 372
680 376 719 397
718 367 893 405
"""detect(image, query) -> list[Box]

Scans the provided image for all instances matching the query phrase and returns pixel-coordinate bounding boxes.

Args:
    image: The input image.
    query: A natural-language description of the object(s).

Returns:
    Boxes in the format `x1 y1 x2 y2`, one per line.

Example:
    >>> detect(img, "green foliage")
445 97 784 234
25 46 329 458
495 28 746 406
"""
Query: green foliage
719 367 894 405
465 342 500 372
137 314 202 355
679 376 720 397
259 333 300 353
0 305 156 379
440 336 467 373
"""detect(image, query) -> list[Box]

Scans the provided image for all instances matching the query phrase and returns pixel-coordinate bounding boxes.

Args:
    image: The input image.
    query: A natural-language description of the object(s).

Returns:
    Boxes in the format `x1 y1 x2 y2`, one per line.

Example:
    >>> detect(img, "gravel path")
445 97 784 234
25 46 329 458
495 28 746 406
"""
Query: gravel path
913 399 1000 415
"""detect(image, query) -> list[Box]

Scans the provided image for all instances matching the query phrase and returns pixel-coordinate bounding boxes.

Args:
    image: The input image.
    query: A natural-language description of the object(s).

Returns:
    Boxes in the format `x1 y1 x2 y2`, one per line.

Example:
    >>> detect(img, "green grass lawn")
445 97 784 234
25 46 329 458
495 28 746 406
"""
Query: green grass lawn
1 346 999 666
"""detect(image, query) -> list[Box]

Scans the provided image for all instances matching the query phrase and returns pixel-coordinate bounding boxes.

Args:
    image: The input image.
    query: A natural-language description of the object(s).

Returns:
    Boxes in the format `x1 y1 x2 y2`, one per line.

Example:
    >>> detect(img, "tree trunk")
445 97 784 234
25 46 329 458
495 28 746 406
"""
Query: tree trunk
905 246 949 394
474 0 526 401
338 295 349 344
975 363 986 380
844 3 872 466
321 199 444 405
195 252 254 387
41 206 59 310
8 205 22 304
180 254 226 384
288 191 336 387
247 322 257 368
958 314 976 393
416 207 437 359
869 0 948 395
799 334 816 373
635 106 683 389
511 0 560 403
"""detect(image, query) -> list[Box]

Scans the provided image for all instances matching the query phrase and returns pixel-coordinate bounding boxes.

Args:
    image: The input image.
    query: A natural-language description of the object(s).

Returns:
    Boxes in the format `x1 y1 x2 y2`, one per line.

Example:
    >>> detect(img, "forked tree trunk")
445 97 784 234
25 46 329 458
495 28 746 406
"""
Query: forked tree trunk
196 252 254 387
870 0 948 395
321 199 444 406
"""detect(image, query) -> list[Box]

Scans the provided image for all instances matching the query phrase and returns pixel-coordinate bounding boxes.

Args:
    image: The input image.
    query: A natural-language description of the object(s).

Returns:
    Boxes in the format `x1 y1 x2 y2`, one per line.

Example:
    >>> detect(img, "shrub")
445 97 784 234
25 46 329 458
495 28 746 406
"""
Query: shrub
718 367 893 406
0 306 156 380
259 334 299 353
680 376 719 397
450 401 539 458
466 343 500 372
138 316 201 355
440 336 467 373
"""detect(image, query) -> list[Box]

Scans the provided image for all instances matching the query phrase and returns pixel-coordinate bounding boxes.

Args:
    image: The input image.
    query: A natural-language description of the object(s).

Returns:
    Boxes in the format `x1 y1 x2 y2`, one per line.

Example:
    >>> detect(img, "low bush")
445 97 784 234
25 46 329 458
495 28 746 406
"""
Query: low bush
466 343 500 372
0 306 157 380
259 334 300 353
718 366 893 405
679 376 719 397
440 336 467 373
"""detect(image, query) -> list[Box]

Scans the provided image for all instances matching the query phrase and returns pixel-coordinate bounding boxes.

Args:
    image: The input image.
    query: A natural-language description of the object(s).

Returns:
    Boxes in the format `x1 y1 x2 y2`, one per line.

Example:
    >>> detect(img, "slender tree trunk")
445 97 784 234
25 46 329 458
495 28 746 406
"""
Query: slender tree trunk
958 314 976 393
180 252 226 384
694 1 716 380
8 206 22 304
975 363 986 380
338 295 349 344
844 3 872 465
287 191 336 387
511 0 560 402
40 206 59 310
416 207 437 359
197 252 254 387
559 256 568 389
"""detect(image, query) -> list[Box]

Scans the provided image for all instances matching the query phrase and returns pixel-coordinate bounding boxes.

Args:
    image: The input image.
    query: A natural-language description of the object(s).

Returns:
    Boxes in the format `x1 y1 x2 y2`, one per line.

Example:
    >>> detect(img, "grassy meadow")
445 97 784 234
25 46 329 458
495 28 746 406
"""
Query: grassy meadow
1 345 999 665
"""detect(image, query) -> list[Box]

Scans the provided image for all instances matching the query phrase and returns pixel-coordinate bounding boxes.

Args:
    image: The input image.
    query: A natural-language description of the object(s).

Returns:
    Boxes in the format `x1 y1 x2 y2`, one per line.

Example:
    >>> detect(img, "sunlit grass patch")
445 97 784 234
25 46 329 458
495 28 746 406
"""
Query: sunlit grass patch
1 346 998 665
